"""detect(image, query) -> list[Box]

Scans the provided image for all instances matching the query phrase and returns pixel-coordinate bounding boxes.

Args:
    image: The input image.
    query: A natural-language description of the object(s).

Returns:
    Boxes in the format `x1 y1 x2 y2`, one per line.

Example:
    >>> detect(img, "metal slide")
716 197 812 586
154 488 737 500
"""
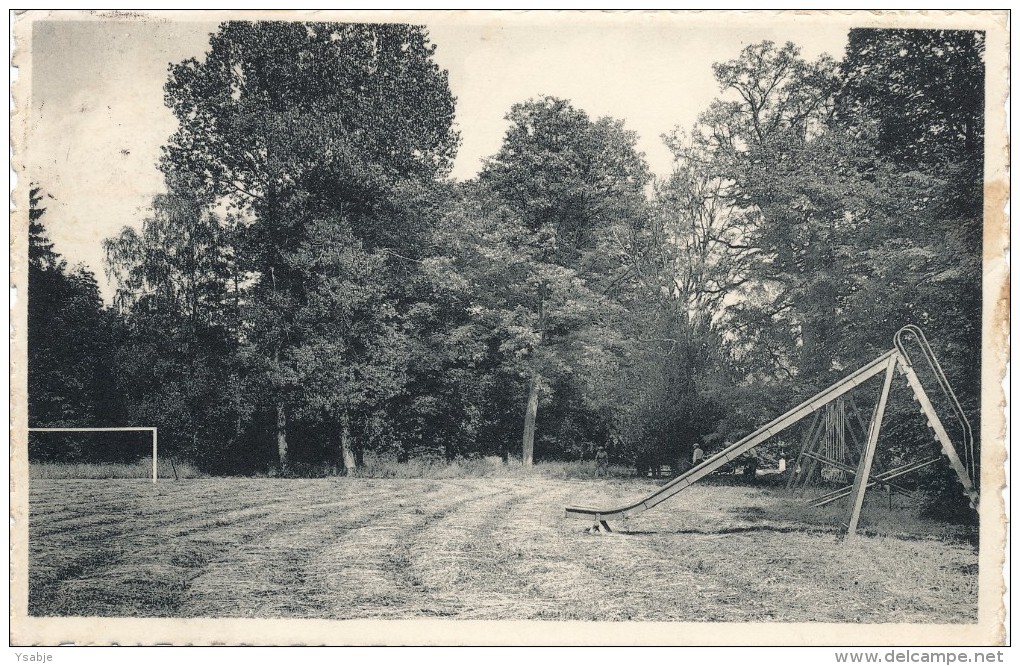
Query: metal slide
565 326 979 530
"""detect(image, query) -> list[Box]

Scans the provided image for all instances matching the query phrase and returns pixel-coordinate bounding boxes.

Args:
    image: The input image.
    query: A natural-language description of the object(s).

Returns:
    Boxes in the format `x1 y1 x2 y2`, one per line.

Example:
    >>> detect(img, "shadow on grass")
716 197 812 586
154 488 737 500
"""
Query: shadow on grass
614 525 839 537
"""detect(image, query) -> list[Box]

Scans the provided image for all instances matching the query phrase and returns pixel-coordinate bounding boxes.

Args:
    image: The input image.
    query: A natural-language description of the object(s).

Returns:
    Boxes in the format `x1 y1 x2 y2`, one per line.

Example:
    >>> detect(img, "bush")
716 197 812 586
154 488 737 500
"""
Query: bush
253 452 637 480
29 457 204 479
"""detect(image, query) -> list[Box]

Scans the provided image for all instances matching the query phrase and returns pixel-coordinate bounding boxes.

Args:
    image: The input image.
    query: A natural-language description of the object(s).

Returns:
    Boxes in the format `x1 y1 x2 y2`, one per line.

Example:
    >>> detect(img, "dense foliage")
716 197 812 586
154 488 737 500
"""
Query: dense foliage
28 187 127 460
28 24 984 517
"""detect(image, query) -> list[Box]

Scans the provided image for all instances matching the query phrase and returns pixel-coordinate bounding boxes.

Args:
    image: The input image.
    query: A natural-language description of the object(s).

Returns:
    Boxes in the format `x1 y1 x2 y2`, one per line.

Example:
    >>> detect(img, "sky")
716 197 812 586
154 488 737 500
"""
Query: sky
20 12 855 299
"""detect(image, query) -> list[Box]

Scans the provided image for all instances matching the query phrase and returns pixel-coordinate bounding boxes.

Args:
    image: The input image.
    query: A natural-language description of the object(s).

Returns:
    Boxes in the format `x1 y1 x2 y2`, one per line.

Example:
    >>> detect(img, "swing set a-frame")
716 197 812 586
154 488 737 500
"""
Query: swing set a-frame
565 325 979 540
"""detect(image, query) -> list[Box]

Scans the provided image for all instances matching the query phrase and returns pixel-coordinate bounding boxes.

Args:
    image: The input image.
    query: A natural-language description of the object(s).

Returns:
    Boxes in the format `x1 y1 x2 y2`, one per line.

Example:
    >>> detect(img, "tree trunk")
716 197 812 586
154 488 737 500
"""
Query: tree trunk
339 409 357 473
275 400 288 468
521 285 547 468
521 370 540 466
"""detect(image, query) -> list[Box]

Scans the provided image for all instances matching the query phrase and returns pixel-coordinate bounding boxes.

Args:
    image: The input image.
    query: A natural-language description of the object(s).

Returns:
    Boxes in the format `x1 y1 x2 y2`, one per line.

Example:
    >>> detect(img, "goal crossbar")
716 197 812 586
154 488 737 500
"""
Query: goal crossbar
28 427 159 482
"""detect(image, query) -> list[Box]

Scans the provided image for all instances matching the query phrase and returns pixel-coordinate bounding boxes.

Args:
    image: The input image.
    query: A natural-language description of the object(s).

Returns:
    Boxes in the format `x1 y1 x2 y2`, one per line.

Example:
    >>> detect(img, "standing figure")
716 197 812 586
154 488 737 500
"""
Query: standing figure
594 445 609 478
692 442 705 466
743 455 759 481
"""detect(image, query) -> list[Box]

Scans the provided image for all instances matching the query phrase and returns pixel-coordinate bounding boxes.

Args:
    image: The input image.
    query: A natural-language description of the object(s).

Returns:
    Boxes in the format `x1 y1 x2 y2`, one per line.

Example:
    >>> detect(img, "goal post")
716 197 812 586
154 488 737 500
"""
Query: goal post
27 427 159 482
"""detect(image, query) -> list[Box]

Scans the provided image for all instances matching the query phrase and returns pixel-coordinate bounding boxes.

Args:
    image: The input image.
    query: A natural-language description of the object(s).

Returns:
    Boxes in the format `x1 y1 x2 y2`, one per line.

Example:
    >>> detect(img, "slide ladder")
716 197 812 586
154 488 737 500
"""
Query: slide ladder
565 326 979 536
894 325 977 489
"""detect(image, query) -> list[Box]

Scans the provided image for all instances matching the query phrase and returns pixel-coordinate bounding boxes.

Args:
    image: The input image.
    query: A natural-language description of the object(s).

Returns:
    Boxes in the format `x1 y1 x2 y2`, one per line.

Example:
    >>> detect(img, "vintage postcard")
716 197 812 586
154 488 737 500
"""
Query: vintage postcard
9 9 1009 647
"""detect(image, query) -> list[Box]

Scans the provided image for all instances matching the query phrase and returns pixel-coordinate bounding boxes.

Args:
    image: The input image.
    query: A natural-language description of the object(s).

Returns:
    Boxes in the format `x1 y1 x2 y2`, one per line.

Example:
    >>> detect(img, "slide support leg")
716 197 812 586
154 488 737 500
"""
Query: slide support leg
842 357 896 541
587 515 613 534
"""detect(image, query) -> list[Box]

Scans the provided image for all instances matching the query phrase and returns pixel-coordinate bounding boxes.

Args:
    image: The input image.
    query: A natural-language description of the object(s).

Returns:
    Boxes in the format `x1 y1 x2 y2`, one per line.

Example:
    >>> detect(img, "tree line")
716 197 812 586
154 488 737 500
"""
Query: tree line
29 23 984 511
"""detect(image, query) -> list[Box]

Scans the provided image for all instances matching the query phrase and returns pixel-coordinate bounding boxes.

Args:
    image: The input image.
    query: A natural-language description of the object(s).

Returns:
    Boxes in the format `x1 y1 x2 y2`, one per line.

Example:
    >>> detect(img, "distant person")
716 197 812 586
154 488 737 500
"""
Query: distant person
692 444 705 466
778 457 787 473
594 445 609 478
743 455 759 480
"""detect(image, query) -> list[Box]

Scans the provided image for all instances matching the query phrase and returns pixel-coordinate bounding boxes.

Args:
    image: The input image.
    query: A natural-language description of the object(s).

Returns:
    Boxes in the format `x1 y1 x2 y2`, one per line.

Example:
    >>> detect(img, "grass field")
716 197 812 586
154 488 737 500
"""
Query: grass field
27 474 978 622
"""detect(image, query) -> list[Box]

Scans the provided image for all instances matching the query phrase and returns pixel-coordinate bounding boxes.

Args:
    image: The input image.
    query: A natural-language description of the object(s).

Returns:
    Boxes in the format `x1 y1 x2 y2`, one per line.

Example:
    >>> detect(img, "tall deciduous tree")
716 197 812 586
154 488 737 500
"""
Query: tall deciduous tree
834 29 985 517
160 21 458 468
602 133 753 467
666 35 983 514
103 189 247 471
689 41 846 380
835 29 984 386
479 97 650 465
837 29 984 169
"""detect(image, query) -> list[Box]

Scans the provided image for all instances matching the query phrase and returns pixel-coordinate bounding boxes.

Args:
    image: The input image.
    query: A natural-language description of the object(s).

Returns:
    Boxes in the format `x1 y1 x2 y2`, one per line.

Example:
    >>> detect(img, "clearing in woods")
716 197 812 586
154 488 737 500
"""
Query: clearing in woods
27 476 977 622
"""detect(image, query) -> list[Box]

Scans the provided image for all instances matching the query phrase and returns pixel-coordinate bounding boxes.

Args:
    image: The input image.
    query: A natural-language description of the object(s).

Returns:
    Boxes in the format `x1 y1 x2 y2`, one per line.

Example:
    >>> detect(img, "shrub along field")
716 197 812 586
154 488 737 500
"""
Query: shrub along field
28 470 977 622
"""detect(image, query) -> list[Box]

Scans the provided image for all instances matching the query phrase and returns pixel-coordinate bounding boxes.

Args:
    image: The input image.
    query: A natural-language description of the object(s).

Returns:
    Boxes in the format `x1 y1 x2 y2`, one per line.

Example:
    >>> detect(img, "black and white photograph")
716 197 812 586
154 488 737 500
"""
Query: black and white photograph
9 9 1009 647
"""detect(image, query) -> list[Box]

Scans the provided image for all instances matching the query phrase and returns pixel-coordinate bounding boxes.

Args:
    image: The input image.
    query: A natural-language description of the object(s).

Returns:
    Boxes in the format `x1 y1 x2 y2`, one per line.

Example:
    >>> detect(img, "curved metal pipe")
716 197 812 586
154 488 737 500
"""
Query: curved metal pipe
893 325 976 483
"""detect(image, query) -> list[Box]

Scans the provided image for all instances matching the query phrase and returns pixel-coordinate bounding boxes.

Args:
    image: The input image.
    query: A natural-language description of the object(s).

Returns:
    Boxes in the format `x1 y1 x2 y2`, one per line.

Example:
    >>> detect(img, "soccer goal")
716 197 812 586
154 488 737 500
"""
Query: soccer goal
27 427 160 482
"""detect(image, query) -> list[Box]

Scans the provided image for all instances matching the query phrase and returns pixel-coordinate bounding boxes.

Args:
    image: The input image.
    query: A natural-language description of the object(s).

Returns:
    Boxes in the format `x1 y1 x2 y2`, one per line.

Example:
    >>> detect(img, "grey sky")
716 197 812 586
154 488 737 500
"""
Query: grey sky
22 13 853 298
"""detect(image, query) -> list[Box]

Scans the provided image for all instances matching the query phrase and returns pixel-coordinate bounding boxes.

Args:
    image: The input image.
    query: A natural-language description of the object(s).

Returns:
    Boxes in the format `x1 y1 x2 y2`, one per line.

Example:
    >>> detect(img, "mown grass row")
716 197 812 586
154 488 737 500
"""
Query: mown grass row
30 455 631 480
28 477 978 621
